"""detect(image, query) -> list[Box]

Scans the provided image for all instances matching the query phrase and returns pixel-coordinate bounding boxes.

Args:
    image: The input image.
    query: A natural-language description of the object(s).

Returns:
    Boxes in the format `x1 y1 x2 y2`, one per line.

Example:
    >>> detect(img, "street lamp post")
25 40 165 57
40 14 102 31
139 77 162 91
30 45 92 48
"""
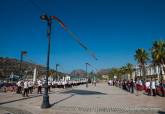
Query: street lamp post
55 64 59 81
40 14 51 108
19 51 27 79
85 63 88 87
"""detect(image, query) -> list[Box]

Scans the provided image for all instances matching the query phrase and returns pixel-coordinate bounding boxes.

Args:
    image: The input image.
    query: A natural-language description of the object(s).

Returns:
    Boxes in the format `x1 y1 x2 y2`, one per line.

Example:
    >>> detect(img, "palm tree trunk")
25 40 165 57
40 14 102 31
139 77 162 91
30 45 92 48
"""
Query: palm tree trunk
140 67 142 79
142 65 146 81
140 66 145 80
159 65 164 97
159 65 163 85
161 59 165 82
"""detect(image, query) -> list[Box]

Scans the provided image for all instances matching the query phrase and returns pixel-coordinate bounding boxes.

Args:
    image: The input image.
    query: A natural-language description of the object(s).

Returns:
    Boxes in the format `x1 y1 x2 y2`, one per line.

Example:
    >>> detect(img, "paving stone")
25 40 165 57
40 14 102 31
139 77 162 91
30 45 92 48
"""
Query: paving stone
0 106 32 114
0 83 165 114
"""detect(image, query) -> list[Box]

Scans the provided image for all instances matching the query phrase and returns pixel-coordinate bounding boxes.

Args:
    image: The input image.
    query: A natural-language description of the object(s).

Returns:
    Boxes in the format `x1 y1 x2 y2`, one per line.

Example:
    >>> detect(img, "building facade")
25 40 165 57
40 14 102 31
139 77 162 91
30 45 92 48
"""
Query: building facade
122 64 165 81
134 64 165 81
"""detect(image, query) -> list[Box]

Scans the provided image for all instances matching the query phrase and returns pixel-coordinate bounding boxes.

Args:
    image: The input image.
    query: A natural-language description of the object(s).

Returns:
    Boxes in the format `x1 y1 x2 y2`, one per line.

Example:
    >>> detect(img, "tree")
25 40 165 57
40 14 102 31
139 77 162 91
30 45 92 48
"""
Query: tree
151 40 165 83
134 48 149 79
125 63 134 79
107 68 119 79
119 66 127 79
70 69 86 77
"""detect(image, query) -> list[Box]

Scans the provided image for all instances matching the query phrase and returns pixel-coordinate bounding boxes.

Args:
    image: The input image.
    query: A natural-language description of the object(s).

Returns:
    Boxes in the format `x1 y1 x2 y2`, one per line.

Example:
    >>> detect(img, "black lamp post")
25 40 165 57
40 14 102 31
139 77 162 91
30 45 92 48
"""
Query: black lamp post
85 63 88 87
19 51 27 79
55 64 59 81
40 14 51 108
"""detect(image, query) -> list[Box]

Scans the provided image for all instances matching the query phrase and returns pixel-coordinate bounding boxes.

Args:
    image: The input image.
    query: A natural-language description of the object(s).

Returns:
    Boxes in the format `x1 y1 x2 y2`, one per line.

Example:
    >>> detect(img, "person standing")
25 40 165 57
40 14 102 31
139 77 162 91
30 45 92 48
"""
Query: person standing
136 79 142 96
62 81 66 89
93 80 96 87
28 80 33 94
145 80 150 95
151 78 156 96
108 80 111 86
37 80 42 94
127 80 130 92
23 80 28 97
130 79 134 93
16 80 22 94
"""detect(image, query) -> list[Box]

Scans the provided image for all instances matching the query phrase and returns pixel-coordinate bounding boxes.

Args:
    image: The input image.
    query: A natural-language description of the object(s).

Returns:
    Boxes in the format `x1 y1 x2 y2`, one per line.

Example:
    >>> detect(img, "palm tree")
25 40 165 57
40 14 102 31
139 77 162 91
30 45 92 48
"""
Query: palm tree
125 63 134 79
118 66 127 80
151 40 165 84
134 48 149 79
109 68 120 79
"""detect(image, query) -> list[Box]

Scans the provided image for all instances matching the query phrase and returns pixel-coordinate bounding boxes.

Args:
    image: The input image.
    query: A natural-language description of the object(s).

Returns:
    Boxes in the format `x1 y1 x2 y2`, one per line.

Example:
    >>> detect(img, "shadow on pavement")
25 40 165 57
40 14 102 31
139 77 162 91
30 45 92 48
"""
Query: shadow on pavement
0 94 43 105
0 89 68 105
158 111 165 114
51 94 74 107
61 89 107 95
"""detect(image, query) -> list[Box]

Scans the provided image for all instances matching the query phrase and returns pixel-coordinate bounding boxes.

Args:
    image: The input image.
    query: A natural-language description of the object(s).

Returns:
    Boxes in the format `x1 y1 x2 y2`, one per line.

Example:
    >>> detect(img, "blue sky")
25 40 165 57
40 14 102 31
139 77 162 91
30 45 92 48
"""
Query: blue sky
0 0 165 73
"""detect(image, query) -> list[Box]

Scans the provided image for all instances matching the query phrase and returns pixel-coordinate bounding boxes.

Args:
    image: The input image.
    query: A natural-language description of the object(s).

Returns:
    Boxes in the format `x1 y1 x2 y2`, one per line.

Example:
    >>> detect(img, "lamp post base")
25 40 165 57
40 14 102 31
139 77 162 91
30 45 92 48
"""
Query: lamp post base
41 95 51 108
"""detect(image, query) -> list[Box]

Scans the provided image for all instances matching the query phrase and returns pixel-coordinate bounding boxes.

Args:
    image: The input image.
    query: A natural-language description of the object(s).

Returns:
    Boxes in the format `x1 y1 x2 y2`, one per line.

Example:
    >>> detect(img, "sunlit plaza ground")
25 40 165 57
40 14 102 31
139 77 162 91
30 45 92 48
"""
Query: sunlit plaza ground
0 83 165 114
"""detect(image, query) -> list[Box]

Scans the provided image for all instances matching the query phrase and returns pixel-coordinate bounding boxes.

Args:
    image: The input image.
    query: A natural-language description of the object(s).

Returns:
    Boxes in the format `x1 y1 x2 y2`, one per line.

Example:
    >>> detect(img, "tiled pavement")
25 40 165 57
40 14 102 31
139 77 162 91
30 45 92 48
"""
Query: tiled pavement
0 83 165 114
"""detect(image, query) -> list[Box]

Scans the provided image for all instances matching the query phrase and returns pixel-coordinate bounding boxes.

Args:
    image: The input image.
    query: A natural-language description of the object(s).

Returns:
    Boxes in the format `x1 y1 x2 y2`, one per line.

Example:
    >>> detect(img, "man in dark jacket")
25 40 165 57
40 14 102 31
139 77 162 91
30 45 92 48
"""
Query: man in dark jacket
130 79 134 93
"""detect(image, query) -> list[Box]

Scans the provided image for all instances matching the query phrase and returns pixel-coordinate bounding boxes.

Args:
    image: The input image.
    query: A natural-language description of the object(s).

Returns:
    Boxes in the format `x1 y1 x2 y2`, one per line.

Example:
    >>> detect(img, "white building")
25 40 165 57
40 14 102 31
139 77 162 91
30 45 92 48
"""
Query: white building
134 64 165 81
122 64 165 81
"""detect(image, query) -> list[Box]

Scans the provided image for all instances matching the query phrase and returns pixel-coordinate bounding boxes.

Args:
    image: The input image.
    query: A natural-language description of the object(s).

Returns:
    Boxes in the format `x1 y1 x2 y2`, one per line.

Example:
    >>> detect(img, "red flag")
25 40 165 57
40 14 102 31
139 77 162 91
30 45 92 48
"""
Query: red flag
51 16 65 28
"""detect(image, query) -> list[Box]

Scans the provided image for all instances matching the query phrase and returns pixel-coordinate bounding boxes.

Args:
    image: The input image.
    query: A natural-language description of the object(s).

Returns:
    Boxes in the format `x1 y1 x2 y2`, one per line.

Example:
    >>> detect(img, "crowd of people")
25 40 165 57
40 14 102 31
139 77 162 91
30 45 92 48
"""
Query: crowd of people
17 80 35 97
1 77 164 97
108 78 165 96
15 79 87 97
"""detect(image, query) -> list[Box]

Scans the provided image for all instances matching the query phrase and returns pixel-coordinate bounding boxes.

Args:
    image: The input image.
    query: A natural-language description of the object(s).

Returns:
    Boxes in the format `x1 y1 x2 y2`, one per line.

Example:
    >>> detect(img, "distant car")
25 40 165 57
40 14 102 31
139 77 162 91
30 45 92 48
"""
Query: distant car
156 84 165 96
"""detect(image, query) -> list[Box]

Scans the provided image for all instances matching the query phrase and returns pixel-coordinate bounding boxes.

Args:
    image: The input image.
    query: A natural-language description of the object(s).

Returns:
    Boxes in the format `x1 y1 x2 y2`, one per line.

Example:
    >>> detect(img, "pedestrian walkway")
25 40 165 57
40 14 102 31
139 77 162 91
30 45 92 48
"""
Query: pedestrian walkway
0 83 165 114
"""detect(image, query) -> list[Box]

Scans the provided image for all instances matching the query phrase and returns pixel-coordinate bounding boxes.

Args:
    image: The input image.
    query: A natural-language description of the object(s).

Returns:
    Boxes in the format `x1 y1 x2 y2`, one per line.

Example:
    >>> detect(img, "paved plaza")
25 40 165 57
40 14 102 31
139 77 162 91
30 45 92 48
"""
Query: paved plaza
0 83 165 114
